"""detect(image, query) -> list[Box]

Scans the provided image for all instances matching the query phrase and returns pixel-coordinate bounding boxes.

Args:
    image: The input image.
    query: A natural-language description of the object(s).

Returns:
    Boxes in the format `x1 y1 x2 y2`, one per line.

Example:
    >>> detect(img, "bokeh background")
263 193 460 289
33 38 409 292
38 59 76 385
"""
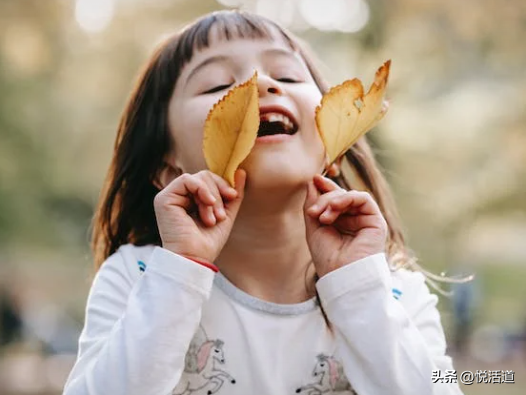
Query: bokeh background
0 0 525 394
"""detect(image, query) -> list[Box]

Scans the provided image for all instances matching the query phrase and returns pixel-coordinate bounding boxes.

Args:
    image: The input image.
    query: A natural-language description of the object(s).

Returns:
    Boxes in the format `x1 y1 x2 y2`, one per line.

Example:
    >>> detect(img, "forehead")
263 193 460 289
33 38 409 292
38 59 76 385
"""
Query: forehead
206 22 291 49
181 25 298 72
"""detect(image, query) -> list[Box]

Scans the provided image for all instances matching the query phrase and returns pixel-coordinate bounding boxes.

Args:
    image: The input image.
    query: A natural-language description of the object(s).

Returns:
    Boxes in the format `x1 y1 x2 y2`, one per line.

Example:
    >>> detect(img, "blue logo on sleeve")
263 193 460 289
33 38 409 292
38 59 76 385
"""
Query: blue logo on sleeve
392 288 402 300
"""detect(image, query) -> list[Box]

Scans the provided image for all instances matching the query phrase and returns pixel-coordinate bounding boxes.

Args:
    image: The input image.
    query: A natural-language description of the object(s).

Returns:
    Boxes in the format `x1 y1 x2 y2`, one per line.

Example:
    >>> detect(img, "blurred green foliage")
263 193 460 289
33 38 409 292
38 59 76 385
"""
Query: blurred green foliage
0 0 525 353
0 0 525 393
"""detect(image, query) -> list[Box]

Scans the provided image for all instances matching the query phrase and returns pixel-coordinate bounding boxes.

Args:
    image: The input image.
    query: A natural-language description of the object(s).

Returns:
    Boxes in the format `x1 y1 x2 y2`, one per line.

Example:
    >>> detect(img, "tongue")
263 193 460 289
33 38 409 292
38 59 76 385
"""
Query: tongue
258 121 288 137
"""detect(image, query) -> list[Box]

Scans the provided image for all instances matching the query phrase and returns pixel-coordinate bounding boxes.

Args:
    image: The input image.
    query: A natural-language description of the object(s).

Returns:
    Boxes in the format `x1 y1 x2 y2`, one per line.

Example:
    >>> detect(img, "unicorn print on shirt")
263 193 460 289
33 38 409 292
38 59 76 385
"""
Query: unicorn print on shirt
173 325 236 395
295 354 357 395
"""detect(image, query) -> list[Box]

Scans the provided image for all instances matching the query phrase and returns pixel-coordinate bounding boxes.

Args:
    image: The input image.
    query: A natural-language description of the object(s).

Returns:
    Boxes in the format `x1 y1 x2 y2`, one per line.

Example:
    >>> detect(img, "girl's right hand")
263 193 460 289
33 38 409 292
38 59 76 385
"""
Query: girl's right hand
154 169 246 263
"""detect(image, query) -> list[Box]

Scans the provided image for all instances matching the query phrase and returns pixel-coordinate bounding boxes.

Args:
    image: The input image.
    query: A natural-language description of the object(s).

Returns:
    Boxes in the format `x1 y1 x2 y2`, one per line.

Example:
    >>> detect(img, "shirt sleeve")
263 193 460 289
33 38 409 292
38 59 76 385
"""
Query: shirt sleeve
63 246 215 395
315 253 464 395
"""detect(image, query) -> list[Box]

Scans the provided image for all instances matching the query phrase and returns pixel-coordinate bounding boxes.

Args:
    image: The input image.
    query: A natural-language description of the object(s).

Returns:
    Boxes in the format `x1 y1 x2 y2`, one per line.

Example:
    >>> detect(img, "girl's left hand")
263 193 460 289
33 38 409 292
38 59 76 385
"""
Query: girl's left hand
304 174 388 277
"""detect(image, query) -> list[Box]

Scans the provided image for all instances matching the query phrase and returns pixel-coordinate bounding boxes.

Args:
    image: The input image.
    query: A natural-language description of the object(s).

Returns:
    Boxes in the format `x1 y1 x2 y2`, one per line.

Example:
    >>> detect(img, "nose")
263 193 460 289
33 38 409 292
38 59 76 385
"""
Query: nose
257 74 282 97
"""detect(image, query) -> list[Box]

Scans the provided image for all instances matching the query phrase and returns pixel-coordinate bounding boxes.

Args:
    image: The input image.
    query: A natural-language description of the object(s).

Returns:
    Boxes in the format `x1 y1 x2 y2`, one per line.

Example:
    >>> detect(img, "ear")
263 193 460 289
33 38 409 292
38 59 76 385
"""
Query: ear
154 161 182 190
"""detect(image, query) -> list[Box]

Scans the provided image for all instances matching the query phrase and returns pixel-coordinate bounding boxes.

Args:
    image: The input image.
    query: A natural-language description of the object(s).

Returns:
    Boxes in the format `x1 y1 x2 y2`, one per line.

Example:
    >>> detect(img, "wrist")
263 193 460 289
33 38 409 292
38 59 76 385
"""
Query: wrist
161 244 219 273
182 255 219 273
315 250 385 277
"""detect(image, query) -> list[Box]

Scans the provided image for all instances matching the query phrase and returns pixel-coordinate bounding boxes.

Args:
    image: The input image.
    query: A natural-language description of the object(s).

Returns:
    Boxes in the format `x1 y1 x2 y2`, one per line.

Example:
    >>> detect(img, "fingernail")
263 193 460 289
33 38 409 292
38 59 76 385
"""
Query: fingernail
218 207 226 217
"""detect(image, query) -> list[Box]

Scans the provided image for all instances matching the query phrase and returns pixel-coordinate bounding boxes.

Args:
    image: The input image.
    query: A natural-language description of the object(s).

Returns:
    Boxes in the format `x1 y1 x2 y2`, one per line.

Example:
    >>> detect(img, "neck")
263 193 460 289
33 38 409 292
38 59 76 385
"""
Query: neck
215 185 317 304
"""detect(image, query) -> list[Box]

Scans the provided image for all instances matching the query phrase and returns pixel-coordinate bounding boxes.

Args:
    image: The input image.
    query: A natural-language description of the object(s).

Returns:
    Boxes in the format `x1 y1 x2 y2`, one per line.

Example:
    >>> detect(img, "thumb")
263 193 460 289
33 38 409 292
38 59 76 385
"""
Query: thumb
303 180 320 236
225 169 246 219
303 178 319 211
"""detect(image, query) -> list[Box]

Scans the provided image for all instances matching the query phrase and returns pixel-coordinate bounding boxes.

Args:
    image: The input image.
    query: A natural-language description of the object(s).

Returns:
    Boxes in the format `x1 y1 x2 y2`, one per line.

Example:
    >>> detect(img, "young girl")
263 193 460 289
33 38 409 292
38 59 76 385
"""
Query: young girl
63 10 463 395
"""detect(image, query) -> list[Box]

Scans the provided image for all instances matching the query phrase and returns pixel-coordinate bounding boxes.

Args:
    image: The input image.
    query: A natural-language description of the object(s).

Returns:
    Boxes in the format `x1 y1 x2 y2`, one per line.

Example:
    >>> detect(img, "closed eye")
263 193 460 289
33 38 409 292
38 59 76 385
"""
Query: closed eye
202 84 233 94
276 77 301 83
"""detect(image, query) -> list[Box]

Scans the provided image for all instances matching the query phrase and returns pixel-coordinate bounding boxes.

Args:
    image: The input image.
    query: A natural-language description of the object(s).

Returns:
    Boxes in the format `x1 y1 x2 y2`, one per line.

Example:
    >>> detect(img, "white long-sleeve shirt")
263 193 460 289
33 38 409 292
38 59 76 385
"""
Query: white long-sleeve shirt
63 244 464 395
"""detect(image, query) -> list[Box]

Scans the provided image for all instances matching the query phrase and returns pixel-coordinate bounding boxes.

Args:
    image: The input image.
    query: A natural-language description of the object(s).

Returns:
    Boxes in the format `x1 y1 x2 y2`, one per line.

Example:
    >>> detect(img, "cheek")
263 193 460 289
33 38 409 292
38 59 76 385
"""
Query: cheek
300 89 326 165
176 103 205 136
171 96 217 139
298 87 322 125
184 97 221 132
299 88 324 140
168 100 212 171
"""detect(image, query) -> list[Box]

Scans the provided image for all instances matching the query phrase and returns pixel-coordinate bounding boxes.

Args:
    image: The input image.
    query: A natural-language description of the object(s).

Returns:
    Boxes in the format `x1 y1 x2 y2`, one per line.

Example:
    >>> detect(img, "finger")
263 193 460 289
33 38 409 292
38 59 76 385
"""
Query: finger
333 214 383 230
306 190 347 217
303 179 320 211
199 173 227 222
320 205 387 231
313 174 342 194
167 174 217 206
319 206 340 224
198 204 216 227
213 205 227 222
157 193 193 211
328 191 381 216
223 169 246 219
204 171 238 200
303 181 321 235
234 169 247 197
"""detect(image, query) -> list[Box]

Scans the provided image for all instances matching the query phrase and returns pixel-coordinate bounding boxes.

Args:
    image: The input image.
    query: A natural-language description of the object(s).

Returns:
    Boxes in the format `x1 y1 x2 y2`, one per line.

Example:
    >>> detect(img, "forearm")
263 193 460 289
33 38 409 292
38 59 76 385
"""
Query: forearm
317 254 464 395
64 247 215 395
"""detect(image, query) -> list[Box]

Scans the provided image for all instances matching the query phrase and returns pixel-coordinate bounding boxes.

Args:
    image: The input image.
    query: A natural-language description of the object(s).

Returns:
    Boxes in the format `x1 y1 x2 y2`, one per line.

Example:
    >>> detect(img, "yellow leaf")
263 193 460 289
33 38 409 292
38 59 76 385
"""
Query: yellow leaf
315 60 391 166
202 72 259 187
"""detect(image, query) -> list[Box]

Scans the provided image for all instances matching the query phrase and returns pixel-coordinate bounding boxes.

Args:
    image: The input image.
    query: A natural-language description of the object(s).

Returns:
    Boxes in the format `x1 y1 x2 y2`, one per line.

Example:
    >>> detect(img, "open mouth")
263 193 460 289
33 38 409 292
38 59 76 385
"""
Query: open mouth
257 110 299 137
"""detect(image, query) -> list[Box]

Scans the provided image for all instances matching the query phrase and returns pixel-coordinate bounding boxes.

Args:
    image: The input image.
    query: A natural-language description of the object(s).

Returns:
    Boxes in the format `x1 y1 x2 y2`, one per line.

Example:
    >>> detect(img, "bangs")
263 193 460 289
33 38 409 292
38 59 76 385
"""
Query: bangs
172 11 295 74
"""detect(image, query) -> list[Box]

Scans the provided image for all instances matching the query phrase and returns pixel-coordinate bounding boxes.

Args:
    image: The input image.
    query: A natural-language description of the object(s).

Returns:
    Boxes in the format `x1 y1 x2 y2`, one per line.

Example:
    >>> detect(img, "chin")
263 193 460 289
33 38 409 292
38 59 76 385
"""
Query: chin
242 156 316 191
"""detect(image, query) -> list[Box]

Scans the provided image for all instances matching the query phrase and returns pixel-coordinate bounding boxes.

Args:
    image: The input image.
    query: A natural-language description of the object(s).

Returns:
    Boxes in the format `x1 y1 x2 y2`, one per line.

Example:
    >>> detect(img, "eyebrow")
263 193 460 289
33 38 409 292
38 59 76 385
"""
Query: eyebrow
185 48 302 86
262 48 299 60
261 48 306 72
186 55 230 85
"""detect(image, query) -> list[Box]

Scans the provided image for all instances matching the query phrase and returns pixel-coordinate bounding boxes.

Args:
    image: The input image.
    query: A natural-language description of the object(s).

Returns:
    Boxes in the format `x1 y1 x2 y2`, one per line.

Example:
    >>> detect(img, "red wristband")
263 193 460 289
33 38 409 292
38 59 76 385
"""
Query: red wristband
183 256 219 273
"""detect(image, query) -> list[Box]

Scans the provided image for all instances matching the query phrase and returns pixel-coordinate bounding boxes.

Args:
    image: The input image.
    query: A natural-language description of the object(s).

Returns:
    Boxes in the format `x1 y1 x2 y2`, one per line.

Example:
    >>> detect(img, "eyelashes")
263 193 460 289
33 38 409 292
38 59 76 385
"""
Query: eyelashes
201 84 233 94
200 77 303 95
276 77 301 83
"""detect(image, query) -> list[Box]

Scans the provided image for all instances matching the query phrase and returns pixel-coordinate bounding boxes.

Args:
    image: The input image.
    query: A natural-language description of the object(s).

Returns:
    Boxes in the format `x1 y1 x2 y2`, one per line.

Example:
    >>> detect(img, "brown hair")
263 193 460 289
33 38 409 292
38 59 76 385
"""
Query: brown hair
92 10 414 281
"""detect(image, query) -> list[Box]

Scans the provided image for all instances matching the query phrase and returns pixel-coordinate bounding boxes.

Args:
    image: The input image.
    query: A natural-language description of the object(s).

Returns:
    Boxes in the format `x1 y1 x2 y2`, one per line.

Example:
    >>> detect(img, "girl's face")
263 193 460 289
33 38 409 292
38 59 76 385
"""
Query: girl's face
168 28 326 190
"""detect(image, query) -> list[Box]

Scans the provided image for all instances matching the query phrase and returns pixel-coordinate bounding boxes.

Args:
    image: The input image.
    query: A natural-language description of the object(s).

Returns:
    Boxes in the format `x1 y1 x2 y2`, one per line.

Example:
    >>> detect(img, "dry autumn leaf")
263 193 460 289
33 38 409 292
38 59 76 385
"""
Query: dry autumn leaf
315 60 391 166
202 72 259 187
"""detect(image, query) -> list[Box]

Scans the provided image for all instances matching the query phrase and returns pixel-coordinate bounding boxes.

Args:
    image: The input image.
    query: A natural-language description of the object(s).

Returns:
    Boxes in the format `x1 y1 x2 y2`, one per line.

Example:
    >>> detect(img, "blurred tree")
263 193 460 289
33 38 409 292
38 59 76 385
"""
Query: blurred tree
0 0 524 267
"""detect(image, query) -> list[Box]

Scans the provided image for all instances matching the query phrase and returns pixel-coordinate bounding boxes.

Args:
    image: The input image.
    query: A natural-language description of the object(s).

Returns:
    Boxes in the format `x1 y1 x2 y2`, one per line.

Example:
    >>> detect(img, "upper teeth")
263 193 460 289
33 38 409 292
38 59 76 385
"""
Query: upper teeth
261 112 295 130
